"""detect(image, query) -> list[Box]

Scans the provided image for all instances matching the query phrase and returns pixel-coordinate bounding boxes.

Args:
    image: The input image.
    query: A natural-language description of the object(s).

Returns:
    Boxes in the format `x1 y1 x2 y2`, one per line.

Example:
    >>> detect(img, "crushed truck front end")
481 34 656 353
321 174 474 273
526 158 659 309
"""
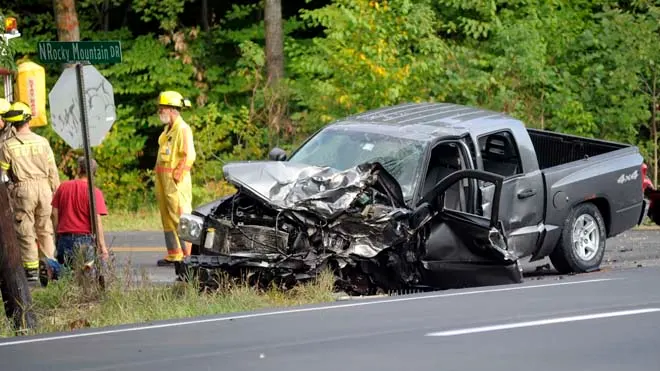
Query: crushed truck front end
177 161 424 296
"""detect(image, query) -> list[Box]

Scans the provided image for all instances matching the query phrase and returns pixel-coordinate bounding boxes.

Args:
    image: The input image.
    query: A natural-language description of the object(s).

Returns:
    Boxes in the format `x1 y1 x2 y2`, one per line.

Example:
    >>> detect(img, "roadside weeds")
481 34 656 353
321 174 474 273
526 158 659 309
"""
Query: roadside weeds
104 181 237 232
0 255 336 338
103 207 162 232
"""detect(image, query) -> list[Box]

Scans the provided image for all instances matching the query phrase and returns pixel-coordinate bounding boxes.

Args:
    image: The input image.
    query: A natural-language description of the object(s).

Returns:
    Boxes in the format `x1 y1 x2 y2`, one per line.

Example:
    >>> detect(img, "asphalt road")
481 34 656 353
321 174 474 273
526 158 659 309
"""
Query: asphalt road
104 229 660 283
2 267 660 371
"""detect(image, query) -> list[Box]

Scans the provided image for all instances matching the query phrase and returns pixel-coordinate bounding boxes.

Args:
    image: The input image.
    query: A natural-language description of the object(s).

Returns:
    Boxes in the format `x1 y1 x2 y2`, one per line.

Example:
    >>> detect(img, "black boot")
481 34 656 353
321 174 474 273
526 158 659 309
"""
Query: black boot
24 267 38 282
157 258 178 267
39 260 50 287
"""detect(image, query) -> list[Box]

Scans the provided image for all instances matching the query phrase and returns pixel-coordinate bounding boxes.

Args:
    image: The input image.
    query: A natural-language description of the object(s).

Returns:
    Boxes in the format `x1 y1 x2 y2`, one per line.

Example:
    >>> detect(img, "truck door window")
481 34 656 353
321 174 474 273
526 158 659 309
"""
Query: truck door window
478 131 523 177
422 142 468 212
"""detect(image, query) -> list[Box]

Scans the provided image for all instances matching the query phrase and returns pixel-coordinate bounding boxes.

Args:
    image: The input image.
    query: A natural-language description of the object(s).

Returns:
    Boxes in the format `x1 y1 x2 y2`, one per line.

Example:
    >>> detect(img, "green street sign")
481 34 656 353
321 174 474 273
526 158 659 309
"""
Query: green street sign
37 41 122 64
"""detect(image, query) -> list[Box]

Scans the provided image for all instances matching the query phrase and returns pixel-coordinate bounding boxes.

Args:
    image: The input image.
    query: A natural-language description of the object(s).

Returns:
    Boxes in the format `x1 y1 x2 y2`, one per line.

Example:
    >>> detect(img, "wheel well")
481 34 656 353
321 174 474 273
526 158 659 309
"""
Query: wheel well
587 198 610 236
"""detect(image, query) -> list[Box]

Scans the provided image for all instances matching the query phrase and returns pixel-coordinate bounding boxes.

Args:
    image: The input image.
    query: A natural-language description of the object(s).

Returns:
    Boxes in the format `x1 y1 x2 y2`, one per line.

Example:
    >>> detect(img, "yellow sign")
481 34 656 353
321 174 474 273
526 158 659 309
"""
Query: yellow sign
15 60 48 127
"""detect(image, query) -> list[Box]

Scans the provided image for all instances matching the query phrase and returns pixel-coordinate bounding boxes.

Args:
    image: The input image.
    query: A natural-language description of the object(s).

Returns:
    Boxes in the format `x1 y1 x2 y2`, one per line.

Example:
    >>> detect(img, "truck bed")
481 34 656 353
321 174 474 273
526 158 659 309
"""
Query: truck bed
527 128 629 170
527 128 645 251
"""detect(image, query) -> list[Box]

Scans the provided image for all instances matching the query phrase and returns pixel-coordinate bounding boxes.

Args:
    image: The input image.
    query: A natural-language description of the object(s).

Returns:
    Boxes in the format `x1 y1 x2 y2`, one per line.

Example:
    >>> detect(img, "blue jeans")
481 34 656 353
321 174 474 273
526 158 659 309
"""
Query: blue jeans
56 234 96 267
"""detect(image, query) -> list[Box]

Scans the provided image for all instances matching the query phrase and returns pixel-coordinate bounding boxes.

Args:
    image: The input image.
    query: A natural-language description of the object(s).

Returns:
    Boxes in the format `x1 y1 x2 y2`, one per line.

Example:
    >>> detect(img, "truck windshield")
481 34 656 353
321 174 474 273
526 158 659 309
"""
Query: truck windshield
288 127 425 200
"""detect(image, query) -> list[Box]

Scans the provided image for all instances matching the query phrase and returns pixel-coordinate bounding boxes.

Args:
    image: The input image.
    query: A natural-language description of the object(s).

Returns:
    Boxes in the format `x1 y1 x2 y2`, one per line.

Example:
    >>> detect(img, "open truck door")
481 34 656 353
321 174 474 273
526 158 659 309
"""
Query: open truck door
411 169 522 289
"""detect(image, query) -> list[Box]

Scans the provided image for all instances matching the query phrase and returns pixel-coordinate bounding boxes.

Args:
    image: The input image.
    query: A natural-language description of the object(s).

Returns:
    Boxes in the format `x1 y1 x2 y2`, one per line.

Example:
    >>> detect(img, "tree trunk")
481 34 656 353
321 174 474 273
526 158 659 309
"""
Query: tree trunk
0 182 37 333
53 0 81 42
264 0 286 146
103 0 110 32
201 0 210 32
264 0 284 86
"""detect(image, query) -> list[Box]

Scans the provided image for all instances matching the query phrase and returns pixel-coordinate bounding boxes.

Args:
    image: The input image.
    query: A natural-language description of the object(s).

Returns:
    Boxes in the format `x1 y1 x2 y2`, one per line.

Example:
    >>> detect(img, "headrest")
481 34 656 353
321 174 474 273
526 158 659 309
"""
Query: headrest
434 144 460 168
485 133 516 159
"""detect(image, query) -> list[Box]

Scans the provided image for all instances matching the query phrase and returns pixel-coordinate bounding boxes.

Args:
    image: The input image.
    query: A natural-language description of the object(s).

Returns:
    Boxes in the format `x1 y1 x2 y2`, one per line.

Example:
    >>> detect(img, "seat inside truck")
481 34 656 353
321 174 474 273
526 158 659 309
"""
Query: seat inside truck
422 143 466 212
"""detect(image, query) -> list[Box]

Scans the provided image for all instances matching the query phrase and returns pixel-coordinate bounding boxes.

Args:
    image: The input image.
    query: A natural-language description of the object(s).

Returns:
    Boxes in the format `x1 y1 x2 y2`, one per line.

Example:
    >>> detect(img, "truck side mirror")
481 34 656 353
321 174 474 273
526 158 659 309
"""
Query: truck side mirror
268 147 288 161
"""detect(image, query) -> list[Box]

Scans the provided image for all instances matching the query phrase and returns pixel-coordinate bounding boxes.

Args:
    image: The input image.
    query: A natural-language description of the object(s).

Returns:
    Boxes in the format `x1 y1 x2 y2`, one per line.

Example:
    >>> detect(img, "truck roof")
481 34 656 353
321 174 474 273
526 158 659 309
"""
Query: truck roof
329 102 523 142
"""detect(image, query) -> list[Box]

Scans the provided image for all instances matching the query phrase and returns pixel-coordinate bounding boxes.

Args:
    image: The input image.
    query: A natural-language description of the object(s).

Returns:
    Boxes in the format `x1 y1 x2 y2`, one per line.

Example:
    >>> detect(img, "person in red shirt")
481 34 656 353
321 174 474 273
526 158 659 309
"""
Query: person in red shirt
51 156 109 267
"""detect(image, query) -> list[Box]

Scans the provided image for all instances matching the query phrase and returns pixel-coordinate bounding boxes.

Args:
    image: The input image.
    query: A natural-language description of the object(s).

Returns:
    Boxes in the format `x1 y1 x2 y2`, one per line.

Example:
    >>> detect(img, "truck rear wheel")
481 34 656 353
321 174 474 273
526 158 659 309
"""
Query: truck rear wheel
549 202 606 274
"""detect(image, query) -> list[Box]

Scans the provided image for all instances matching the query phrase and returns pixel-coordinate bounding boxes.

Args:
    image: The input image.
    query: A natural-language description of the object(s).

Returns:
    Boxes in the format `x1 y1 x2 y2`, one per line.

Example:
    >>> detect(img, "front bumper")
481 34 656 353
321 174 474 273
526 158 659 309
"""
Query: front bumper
179 253 321 290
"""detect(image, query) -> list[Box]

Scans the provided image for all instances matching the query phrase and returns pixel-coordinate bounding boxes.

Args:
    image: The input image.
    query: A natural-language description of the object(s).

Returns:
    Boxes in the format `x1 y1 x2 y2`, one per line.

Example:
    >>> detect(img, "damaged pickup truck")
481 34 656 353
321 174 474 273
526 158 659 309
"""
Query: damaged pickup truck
176 103 654 295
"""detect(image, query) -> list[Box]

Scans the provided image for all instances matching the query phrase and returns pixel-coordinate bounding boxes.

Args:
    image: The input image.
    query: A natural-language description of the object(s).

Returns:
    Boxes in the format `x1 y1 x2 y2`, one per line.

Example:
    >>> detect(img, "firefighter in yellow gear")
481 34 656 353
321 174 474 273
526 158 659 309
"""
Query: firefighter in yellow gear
0 102 60 280
154 91 196 266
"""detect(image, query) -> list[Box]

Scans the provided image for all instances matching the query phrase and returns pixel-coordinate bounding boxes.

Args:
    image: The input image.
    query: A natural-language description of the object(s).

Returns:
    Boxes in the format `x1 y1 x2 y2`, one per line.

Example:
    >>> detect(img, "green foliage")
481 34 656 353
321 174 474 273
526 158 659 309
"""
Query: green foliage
132 0 189 32
290 0 448 127
0 39 16 71
101 35 196 98
5 0 660 212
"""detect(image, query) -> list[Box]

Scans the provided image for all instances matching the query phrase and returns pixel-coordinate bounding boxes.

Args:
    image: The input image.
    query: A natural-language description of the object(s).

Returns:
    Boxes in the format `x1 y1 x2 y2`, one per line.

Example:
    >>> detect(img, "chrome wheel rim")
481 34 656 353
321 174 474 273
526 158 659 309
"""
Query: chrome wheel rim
572 214 600 261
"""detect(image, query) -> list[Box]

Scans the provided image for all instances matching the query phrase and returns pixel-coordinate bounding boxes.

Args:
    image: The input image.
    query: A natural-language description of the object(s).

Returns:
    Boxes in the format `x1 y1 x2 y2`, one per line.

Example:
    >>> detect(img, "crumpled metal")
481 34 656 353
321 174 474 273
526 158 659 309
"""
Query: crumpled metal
223 161 404 221
221 161 410 259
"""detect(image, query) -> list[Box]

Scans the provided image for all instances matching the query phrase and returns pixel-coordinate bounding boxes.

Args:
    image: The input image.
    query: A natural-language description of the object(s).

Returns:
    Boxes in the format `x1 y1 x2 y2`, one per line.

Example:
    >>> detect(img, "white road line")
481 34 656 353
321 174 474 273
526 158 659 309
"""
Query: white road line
426 307 660 337
0 278 616 347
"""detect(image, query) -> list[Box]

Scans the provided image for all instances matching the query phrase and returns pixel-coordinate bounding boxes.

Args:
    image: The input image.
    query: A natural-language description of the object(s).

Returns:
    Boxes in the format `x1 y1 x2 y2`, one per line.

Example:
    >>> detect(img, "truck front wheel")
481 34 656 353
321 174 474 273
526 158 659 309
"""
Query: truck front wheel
550 203 607 274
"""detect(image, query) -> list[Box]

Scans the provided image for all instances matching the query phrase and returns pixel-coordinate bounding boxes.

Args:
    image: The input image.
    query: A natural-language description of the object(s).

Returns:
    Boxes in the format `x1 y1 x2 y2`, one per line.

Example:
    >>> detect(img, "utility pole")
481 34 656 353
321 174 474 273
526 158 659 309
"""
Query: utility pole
0 14 37 333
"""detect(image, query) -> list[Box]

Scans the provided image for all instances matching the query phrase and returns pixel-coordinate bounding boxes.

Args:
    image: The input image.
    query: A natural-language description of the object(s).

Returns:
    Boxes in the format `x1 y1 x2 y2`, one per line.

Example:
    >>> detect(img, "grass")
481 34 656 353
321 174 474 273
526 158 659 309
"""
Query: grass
103 207 162 231
0 257 337 338
103 181 237 232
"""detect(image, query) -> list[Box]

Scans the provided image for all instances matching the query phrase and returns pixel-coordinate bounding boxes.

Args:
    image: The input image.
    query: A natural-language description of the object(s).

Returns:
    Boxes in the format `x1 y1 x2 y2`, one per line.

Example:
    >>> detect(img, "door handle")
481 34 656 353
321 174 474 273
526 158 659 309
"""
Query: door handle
517 188 537 199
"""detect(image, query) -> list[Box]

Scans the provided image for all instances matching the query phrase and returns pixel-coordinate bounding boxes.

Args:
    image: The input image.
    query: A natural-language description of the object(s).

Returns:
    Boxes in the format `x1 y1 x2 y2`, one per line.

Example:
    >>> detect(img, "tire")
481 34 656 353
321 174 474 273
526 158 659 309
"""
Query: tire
549 202 607 274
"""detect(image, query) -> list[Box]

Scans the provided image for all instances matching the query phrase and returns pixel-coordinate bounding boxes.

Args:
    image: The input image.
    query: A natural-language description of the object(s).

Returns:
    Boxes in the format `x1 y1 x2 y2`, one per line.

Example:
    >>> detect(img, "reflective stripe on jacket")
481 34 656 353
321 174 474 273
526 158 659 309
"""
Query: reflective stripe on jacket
155 116 196 178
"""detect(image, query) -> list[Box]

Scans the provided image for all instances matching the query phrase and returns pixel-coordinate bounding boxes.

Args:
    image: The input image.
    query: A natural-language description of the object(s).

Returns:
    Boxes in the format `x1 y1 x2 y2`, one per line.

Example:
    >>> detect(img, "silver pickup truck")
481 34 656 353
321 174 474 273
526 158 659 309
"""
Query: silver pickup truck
176 102 653 295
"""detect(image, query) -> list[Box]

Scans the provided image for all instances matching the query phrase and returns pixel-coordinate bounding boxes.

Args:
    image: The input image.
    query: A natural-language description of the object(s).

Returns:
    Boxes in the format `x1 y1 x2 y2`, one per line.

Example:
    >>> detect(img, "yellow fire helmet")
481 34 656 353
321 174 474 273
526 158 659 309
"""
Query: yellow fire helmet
0 98 10 115
158 90 192 109
3 101 33 123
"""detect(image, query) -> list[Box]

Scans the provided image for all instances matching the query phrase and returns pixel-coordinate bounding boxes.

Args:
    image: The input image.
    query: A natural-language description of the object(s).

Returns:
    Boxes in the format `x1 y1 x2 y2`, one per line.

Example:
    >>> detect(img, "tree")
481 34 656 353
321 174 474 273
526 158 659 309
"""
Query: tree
263 0 286 147
53 0 81 42
291 0 447 126
201 0 210 32
264 0 284 86
555 7 658 181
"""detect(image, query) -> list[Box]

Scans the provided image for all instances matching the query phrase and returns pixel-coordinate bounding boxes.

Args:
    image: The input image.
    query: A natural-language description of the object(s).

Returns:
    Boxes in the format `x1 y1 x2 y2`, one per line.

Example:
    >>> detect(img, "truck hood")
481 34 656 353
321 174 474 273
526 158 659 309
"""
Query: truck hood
222 161 406 220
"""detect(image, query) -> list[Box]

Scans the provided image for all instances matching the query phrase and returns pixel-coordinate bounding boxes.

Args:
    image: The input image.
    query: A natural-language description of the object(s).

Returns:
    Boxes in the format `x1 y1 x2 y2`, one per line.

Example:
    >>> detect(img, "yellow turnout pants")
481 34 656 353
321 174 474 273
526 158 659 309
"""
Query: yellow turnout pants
155 170 192 262
11 179 56 269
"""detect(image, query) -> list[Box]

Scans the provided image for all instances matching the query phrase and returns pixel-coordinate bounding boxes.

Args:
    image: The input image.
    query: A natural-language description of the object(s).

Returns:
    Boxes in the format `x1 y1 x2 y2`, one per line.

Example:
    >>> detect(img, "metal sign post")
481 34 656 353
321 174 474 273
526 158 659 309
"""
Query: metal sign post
74 63 99 251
